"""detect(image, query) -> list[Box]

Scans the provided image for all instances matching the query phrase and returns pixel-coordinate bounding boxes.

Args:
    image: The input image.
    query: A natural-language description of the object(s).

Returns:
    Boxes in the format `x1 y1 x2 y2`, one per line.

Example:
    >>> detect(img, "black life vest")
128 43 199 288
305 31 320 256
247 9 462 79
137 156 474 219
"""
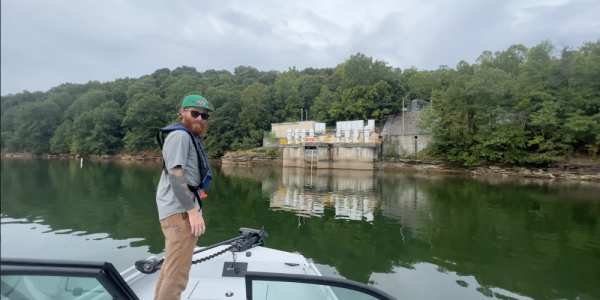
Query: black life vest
156 122 211 210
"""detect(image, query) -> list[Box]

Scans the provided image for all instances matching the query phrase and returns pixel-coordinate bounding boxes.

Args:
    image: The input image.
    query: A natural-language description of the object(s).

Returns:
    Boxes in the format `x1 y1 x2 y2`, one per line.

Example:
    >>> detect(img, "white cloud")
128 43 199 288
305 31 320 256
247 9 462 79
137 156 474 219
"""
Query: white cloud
1 0 598 95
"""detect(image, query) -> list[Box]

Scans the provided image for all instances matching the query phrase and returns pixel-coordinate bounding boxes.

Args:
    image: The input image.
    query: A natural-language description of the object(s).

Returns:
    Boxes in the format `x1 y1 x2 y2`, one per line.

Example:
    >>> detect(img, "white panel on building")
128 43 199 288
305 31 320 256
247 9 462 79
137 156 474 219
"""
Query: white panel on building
316 123 326 133
356 120 364 129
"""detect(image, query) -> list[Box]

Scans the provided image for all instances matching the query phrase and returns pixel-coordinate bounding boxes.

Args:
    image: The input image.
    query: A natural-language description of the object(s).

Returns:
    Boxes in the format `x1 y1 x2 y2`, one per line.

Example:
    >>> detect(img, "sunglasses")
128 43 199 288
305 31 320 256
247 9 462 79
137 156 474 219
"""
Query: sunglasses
186 109 210 120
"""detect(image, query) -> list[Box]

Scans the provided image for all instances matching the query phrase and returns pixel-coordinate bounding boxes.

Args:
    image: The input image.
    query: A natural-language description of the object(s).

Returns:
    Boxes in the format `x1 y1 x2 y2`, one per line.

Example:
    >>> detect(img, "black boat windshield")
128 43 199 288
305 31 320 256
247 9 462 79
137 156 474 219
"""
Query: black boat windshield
244 271 396 300
1 258 138 300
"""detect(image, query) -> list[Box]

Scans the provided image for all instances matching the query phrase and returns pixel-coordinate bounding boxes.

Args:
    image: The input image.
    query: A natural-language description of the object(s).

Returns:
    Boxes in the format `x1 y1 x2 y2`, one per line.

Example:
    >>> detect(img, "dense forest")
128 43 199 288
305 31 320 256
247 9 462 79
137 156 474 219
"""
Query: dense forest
1 39 598 165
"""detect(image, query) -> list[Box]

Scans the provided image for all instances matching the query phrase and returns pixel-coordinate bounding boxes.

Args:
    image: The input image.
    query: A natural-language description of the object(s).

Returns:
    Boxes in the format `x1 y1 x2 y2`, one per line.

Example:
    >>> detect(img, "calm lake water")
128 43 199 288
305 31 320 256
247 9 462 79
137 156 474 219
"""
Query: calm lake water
1 158 599 300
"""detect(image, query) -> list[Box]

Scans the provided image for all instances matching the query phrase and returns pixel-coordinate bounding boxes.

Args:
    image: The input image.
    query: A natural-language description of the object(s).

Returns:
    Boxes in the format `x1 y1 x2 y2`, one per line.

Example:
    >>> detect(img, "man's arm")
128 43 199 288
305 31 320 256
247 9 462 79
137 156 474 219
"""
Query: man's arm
162 131 195 209
162 130 205 236
169 164 205 236
167 165 195 211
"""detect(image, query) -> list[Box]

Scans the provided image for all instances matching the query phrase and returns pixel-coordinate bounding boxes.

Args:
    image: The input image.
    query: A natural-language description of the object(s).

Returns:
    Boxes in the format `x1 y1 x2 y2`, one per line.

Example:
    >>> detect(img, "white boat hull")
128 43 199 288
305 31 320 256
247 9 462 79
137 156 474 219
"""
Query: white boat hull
121 245 322 300
1 227 395 300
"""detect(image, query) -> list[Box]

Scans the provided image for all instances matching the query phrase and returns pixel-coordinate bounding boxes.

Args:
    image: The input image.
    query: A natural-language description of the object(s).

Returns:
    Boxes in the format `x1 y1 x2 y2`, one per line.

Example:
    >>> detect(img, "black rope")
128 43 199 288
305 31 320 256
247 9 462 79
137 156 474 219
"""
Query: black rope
191 246 233 265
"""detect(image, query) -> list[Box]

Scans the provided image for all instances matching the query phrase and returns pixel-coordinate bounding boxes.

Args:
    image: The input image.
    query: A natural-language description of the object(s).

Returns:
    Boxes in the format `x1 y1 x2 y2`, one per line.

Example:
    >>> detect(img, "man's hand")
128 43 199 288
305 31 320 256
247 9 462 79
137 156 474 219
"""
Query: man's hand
187 208 205 236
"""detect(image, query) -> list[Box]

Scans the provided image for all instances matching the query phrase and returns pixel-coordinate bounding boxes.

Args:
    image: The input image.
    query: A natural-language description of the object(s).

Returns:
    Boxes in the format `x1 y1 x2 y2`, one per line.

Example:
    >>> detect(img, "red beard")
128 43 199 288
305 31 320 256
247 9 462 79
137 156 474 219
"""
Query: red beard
182 116 207 136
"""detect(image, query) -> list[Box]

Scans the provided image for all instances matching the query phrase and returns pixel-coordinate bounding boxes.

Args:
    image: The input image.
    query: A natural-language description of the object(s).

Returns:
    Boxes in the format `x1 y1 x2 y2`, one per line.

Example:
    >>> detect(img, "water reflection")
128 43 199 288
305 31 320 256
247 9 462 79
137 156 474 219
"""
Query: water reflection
2 159 600 300
264 167 435 232
220 165 600 300
267 168 379 222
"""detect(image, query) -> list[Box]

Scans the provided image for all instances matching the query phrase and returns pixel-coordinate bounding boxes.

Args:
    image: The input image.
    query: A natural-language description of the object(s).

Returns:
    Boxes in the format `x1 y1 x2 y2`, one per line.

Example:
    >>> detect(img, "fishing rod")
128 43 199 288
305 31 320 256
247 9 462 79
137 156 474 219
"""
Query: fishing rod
134 226 268 274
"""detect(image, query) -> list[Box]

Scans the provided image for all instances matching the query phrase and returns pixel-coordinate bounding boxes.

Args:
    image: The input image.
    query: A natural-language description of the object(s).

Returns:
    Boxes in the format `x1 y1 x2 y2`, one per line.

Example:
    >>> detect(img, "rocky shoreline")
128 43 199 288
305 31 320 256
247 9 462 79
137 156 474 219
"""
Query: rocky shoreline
3 151 599 182
2 151 164 161
220 154 599 181
221 155 283 166
378 158 600 182
220 148 284 166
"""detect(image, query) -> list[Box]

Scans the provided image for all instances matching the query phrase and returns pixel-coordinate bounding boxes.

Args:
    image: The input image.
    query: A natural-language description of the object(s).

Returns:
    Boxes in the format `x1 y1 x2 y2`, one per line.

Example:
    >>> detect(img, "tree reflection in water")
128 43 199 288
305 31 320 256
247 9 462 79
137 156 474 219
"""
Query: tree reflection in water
2 159 599 300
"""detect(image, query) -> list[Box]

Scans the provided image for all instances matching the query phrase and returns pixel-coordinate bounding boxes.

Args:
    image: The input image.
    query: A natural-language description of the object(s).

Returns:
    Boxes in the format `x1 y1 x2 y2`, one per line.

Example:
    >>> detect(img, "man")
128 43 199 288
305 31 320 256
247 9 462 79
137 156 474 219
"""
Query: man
153 94 214 300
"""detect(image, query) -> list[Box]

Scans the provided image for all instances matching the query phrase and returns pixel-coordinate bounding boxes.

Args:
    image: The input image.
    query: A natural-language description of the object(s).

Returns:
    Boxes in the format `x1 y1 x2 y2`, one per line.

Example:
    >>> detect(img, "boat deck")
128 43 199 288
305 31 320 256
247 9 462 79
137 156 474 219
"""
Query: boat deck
123 245 320 300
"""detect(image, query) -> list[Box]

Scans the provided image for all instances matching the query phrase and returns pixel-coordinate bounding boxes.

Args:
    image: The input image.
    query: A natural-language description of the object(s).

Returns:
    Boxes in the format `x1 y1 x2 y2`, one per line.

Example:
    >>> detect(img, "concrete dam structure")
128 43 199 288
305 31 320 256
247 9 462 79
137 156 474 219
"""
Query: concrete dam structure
267 100 433 170
281 142 380 170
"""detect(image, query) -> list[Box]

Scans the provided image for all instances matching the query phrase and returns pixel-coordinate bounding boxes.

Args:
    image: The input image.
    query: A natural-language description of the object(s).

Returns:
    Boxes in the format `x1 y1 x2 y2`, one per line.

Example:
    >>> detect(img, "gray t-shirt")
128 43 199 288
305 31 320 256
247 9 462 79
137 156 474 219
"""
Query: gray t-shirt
156 130 202 220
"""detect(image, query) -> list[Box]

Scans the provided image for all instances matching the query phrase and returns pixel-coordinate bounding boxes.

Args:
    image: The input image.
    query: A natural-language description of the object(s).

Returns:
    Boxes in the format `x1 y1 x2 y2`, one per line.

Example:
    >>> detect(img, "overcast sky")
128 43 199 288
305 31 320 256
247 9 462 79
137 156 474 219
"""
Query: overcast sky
1 0 598 96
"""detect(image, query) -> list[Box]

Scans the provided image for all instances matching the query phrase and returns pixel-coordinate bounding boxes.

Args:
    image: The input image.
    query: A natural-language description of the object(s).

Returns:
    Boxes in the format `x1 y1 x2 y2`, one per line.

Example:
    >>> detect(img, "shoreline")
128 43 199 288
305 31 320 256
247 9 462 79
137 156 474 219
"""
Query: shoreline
220 153 600 182
2 151 164 162
3 151 599 182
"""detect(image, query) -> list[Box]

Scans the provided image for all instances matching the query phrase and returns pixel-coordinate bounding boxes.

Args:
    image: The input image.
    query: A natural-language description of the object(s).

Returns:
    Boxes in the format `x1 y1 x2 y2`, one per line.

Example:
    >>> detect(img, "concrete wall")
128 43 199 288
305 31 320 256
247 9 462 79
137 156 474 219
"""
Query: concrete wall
383 134 431 156
302 145 332 169
282 143 379 170
331 143 378 170
282 145 305 168
316 147 329 169
382 110 431 136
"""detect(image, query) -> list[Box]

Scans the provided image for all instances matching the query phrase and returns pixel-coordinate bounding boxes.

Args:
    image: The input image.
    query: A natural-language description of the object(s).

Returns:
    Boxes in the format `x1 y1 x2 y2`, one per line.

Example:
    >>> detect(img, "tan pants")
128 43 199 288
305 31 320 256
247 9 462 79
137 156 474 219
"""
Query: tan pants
153 212 199 300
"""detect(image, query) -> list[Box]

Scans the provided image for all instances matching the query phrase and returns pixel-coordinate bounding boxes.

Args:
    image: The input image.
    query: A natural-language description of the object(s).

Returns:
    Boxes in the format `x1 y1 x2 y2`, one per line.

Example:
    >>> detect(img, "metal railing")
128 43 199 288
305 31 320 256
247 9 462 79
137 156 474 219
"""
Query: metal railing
264 128 382 145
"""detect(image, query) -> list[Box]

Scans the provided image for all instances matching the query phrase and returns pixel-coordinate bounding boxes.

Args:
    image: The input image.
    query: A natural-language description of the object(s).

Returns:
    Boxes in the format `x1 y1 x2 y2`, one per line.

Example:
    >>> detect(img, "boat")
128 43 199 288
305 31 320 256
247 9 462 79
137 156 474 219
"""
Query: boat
0 226 396 300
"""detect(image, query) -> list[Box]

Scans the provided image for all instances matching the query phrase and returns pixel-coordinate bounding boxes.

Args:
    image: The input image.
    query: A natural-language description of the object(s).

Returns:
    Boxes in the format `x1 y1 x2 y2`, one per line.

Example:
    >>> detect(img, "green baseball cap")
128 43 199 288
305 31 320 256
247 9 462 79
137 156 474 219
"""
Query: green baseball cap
181 95 214 112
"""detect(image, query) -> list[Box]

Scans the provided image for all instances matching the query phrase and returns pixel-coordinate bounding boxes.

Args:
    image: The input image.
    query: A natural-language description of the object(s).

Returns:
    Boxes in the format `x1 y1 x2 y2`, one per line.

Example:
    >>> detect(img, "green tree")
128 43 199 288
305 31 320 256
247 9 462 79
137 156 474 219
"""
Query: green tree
0 90 44 114
1 106 19 148
203 85 236 111
50 120 74 154
272 69 302 122
45 92 74 114
125 80 160 101
121 94 169 153
297 75 325 110
67 90 110 120
239 82 269 132
202 92 244 156
104 77 135 108
233 66 260 87
408 71 439 100
71 101 124 155
310 86 341 124
6 101 62 154
1 39 598 162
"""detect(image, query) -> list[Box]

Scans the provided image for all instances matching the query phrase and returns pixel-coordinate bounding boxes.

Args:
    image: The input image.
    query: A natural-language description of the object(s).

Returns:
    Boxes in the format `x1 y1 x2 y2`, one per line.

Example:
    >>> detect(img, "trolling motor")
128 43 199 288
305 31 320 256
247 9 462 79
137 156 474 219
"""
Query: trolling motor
233 226 269 252
135 226 268 274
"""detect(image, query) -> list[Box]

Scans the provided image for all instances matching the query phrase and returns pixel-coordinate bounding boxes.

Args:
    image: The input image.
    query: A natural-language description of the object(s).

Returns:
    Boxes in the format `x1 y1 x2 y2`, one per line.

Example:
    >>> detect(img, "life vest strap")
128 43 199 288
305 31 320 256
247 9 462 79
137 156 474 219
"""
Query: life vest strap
187 184 203 210
156 127 205 210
